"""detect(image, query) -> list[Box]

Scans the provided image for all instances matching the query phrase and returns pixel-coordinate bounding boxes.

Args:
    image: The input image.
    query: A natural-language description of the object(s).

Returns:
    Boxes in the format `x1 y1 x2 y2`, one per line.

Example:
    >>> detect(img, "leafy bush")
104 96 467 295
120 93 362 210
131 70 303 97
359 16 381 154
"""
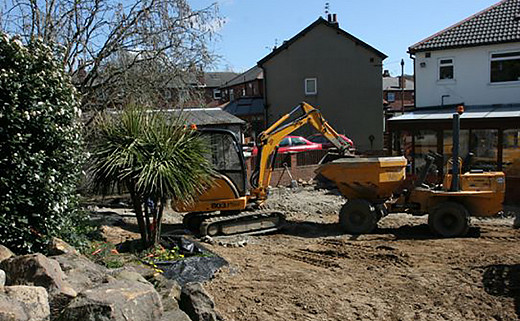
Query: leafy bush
0 34 85 253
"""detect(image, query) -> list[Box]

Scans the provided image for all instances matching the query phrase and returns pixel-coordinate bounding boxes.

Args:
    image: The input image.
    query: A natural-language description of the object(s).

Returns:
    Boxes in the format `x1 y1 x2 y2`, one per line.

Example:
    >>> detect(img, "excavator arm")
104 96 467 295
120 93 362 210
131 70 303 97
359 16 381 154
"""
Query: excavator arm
250 102 351 201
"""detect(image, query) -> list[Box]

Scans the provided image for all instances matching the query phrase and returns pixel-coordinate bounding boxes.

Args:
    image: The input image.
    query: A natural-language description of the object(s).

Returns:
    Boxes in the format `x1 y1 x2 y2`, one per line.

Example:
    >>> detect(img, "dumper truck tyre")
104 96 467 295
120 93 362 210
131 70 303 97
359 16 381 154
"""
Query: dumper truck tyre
428 202 470 237
339 199 378 234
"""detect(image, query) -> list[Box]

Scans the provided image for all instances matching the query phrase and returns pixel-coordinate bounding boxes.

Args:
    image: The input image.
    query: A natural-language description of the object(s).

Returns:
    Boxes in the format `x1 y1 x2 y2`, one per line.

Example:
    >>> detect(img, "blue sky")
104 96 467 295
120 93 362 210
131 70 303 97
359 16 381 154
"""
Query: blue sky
191 0 500 75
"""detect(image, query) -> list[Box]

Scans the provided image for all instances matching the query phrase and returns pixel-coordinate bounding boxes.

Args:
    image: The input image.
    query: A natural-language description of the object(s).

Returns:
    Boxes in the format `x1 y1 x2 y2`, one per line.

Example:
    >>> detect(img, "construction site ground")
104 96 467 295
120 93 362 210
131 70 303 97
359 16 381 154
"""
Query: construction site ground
95 186 520 321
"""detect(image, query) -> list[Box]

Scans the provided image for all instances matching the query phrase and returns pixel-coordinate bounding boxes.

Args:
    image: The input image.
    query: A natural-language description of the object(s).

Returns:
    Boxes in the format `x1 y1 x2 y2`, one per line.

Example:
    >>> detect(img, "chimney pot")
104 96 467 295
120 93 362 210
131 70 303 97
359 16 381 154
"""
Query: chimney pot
333 13 337 22
327 14 332 22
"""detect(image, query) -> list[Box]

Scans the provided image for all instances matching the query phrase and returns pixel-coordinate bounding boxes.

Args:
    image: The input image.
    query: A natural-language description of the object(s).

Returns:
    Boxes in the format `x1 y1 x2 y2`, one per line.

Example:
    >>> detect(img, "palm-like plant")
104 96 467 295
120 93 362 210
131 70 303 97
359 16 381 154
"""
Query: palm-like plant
89 107 213 247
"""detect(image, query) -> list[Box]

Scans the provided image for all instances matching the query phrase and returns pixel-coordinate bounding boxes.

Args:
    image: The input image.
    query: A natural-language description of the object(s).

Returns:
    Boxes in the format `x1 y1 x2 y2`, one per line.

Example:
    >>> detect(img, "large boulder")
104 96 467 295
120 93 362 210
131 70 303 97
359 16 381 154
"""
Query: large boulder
160 309 192 321
51 253 108 293
0 253 76 298
0 245 14 263
180 282 221 321
47 238 79 256
0 285 50 321
57 279 163 321
151 274 182 311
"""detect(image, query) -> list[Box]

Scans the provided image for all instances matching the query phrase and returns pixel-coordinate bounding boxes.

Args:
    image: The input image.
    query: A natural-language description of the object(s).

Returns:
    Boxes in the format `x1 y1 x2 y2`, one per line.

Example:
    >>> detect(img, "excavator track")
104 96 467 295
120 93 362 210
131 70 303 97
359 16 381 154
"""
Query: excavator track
185 210 285 237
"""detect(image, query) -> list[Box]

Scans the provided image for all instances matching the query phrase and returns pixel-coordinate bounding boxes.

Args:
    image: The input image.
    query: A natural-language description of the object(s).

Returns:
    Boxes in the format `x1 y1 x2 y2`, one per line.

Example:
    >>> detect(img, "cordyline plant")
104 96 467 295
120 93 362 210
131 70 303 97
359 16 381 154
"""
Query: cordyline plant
89 107 213 247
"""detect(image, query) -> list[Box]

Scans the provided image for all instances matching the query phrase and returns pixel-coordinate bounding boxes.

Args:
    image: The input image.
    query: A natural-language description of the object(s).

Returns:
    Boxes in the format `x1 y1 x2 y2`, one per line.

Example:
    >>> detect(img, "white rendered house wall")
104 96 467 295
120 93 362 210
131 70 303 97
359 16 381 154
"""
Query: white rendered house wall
414 42 520 107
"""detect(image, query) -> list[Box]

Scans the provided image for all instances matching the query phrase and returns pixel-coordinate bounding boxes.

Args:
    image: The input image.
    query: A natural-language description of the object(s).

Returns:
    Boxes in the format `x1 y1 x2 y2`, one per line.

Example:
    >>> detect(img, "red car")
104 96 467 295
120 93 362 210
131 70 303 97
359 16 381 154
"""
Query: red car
251 136 322 156
306 133 354 150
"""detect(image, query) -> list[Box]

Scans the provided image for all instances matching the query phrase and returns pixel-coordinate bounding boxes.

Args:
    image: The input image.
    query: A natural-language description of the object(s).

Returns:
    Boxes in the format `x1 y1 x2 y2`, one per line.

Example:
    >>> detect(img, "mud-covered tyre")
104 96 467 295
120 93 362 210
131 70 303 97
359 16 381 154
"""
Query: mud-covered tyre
339 199 378 234
428 202 470 237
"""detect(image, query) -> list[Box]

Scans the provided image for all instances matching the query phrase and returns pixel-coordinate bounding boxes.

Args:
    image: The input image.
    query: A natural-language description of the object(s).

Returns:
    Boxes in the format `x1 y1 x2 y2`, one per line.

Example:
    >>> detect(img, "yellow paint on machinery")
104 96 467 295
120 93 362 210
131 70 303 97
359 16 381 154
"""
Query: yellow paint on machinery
317 157 407 200
173 176 248 213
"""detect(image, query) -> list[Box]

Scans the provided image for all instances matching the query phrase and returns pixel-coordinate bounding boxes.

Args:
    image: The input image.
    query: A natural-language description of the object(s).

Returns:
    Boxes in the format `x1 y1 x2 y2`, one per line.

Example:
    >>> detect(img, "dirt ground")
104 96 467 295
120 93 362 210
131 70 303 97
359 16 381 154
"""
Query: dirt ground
93 186 520 320
197 187 520 321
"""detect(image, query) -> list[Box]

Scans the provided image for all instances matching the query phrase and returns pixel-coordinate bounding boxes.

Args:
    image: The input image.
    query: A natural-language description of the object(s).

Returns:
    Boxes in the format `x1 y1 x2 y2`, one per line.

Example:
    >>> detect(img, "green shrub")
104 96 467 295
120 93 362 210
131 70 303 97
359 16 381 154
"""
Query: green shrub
0 34 85 253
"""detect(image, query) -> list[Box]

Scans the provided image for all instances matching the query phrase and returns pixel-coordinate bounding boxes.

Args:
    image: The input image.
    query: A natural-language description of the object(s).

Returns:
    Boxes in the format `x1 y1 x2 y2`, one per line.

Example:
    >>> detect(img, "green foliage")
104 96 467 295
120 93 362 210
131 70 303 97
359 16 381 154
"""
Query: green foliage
90 107 213 202
89 107 214 247
0 34 85 254
86 241 125 268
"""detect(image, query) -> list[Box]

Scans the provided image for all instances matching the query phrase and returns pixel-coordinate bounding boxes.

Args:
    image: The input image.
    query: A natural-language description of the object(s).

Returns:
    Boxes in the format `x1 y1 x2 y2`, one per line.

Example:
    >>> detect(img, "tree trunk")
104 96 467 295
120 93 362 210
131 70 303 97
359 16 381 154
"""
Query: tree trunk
129 185 148 248
152 198 166 246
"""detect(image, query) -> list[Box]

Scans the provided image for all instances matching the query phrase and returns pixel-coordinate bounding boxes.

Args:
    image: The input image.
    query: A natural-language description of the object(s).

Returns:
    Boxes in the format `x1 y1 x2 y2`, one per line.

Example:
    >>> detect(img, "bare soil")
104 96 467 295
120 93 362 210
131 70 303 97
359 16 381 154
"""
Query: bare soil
92 187 520 321
199 187 520 321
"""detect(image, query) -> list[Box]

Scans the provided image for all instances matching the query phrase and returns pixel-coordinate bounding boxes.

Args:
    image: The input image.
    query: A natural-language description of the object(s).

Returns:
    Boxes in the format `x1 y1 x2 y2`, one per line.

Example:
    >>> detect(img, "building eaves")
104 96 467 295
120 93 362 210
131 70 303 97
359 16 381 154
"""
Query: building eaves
258 17 387 67
409 0 520 53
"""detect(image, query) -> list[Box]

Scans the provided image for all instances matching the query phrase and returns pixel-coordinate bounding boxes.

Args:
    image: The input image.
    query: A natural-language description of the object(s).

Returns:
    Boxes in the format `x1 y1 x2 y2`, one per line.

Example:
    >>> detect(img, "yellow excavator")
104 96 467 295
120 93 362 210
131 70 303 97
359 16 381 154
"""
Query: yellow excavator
173 102 352 236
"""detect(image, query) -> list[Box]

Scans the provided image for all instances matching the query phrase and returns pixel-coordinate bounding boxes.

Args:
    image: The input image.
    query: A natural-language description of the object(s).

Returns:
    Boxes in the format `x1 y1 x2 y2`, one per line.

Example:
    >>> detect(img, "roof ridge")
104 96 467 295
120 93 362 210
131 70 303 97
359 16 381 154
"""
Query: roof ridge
409 0 516 52
258 16 386 66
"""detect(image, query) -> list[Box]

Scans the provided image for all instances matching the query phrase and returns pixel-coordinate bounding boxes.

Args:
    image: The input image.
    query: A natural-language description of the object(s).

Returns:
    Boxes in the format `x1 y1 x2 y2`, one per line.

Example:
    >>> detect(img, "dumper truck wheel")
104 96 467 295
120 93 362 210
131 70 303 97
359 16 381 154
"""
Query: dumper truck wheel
428 202 470 237
339 199 378 234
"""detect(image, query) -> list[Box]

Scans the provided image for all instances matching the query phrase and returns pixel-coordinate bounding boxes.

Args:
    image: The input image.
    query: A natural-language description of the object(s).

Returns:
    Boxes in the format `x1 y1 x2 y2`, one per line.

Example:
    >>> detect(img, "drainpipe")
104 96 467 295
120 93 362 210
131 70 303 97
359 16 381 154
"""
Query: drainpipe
441 95 450 106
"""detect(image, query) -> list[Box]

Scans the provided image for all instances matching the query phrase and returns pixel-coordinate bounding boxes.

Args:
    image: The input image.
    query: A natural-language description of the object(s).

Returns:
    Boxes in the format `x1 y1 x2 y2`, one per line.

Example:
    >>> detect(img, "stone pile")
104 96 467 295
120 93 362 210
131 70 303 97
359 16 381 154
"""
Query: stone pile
0 240 222 321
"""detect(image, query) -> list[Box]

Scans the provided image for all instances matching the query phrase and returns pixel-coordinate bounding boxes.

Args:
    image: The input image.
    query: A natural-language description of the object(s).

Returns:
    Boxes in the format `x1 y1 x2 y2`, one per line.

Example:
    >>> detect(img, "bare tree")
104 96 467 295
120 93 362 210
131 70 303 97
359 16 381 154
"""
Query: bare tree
1 0 223 109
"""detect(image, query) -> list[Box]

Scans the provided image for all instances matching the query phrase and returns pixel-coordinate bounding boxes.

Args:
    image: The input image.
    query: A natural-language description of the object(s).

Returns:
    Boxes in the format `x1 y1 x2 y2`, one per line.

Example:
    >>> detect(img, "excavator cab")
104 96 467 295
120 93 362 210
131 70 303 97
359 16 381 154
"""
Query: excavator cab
198 128 248 196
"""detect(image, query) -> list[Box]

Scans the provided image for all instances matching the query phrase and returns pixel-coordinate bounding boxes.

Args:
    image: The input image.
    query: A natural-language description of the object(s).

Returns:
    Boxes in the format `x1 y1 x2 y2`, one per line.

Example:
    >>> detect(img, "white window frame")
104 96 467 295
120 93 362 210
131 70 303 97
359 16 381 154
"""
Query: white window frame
489 50 520 84
213 88 221 100
305 78 317 95
438 57 454 80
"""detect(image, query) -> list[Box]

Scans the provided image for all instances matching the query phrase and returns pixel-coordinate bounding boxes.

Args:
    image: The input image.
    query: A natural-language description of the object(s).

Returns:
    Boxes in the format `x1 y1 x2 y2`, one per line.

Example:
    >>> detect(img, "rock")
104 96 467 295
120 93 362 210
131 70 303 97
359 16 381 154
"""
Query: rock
0 295 27 321
58 279 163 321
47 237 79 256
1 253 77 299
112 270 150 285
3 285 50 321
151 274 181 311
0 245 14 263
180 282 221 321
51 253 108 293
201 236 215 245
160 309 192 321
0 270 5 287
514 213 520 229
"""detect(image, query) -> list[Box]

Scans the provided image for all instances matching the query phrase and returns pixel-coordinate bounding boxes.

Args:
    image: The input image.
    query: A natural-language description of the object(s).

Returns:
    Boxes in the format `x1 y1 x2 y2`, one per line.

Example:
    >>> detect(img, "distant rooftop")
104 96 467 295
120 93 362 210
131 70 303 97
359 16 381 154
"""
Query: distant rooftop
383 77 414 91
203 72 239 88
409 0 520 53
221 66 263 88
164 107 245 126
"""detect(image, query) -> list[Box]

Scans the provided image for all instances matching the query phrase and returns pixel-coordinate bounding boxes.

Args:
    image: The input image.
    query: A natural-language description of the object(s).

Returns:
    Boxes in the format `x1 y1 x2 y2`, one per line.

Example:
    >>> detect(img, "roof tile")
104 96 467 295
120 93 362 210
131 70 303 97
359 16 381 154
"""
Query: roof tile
409 0 520 52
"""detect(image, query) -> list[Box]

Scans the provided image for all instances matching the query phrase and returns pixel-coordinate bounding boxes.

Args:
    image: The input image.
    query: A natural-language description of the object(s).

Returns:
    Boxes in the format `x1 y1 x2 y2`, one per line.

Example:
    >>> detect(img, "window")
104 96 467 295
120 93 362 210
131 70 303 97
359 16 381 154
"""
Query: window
213 89 221 100
387 92 395 102
439 58 454 80
290 137 307 146
305 78 317 95
279 137 290 147
490 51 520 83
229 89 234 101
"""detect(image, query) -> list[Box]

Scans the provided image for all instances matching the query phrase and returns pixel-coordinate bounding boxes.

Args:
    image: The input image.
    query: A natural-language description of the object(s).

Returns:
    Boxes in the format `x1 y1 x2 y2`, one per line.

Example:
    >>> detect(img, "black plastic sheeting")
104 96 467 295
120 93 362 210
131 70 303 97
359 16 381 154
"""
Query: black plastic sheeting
157 235 228 286
159 256 228 286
